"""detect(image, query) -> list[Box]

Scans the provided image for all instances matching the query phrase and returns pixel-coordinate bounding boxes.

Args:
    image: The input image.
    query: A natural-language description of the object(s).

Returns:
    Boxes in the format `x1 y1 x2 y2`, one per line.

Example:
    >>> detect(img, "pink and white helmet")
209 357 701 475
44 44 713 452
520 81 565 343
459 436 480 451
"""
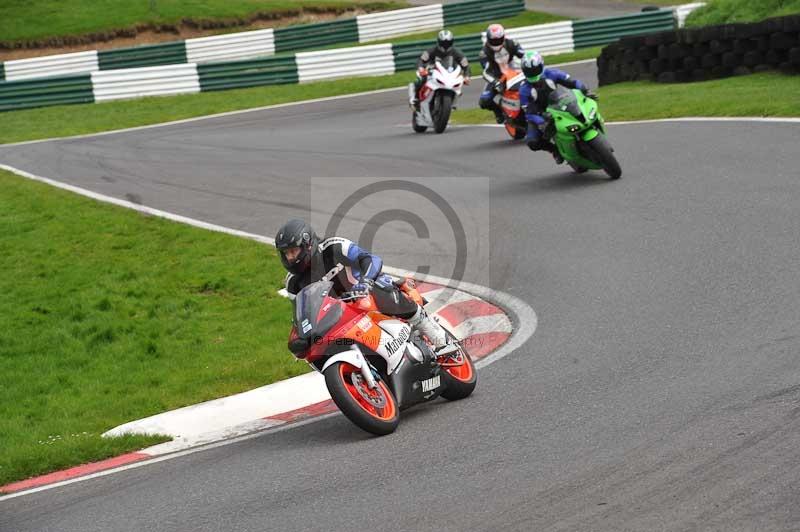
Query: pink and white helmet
486 24 506 52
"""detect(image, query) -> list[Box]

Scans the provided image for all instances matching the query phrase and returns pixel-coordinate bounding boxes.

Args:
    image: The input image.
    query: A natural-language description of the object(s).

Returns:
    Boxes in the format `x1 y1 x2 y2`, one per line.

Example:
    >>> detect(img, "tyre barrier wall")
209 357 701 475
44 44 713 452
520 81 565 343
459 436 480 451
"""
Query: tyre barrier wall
0 0 523 83
0 5 707 112
597 14 800 86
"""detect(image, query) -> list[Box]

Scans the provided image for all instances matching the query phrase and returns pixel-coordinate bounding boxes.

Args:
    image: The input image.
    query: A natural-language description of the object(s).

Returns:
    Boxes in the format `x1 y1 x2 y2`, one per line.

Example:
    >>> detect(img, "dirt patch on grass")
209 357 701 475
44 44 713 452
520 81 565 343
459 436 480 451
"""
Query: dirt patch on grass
0 6 379 61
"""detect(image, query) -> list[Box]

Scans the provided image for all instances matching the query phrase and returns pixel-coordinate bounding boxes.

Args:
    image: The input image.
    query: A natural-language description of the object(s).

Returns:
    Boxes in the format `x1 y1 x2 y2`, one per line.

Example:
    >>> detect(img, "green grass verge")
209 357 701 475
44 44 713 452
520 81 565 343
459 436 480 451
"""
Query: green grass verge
686 0 800 27
450 72 800 124
624 0 687 5
0 0 405 43
0 169 298 486
381 9 568 45
0 47 600 146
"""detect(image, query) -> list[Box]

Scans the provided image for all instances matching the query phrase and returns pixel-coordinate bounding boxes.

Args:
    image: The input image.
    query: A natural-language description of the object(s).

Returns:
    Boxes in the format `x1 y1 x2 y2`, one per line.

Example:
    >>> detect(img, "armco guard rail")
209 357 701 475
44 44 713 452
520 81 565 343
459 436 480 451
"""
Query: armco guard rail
185 29 276 64
0 5 709 112
296 44 396 83
357 4 444 43
0 74 94 112
98 41 188 71
0 0 522 83
91 64 200 102
443 0 524 26
2 50 98 82
197 56 298 92
572 9 676 49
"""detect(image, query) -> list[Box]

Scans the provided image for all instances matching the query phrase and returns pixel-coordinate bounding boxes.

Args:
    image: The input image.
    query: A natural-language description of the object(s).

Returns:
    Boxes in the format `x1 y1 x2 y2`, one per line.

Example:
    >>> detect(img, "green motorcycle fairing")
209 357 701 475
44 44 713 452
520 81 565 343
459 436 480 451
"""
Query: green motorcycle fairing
544 86 608 169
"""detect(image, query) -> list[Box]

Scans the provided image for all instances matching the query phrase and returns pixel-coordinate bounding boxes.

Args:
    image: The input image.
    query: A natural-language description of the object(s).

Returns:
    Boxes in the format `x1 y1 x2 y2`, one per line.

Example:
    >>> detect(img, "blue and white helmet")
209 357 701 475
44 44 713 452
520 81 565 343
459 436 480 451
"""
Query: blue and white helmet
437 29 454 52
521 50 545 82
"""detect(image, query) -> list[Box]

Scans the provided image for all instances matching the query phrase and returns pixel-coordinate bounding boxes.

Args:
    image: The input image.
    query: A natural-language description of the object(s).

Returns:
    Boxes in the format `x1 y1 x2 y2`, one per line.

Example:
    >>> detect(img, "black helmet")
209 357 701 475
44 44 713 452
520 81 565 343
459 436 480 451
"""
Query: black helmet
275 219 318 275
437 29 454 52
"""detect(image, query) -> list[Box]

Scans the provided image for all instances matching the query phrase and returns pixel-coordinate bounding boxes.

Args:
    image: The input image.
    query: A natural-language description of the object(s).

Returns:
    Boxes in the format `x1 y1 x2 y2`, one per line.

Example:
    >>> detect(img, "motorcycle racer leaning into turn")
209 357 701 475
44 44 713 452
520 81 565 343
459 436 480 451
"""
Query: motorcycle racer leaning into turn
519 50 596 165
408 29 471 110
478 23 526 124
276 218 457 357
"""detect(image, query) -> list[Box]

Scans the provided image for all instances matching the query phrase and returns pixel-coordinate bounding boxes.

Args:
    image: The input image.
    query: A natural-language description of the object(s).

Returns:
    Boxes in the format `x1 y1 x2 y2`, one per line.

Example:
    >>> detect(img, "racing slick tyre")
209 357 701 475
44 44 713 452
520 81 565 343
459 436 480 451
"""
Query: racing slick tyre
324 362 399 435
433 92 453 134
438 329 477 401
568 162 589 174
587 134 622 180
504 122 527 140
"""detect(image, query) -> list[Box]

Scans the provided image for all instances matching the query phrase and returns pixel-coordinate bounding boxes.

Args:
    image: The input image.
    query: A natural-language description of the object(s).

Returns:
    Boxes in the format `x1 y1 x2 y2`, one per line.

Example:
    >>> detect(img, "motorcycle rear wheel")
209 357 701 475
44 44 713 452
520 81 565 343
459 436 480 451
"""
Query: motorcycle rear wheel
324 362 399 435
504 122 526 140
438 330 477 401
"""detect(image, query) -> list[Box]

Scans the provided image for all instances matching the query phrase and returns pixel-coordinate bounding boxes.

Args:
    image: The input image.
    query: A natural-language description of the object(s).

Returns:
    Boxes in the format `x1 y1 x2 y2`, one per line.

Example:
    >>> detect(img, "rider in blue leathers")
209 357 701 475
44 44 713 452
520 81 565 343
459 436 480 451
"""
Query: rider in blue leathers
519 50 595 164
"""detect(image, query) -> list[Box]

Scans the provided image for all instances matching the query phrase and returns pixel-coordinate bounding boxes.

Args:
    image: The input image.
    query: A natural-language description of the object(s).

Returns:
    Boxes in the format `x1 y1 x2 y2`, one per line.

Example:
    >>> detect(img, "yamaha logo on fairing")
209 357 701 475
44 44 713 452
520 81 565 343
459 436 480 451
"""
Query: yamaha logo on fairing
385 326 410 355
421 375 441 393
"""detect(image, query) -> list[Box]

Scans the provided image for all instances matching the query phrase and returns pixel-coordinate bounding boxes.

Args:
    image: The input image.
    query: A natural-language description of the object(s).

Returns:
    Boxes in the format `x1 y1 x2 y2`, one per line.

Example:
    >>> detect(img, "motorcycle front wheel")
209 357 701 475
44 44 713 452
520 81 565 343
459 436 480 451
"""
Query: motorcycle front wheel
324 362 399 435
587 134 622 179
432 92 453 134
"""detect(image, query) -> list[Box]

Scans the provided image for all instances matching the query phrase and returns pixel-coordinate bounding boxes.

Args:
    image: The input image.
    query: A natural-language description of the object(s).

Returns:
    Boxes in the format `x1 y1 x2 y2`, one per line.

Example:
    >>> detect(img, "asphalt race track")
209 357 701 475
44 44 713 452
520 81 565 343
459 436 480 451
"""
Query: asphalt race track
2 62 800 531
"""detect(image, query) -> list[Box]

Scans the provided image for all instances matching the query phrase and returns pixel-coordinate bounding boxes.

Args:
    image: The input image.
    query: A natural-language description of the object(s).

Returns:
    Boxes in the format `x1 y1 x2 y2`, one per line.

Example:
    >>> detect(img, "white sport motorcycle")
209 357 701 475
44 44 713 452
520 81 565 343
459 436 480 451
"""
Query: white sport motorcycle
409 56 466 134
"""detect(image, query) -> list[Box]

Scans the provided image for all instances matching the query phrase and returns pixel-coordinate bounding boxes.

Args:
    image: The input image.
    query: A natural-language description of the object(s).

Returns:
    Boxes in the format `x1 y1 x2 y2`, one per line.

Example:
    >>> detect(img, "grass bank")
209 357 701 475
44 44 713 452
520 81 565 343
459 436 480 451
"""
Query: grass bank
686 0 800 27
450 72 800 124
0 1 405 44
0 169 298 486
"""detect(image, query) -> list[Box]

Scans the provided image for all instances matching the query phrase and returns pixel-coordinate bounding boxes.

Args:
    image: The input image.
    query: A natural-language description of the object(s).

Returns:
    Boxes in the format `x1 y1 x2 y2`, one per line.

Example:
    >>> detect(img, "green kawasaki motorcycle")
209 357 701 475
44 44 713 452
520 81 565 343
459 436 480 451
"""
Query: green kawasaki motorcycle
543 85 622 179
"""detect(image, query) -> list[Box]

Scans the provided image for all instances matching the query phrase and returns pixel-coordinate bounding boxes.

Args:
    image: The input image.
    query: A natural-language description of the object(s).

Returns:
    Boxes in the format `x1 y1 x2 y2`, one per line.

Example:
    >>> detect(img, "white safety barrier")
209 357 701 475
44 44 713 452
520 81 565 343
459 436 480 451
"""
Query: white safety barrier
4 51 99 81
505 21 575 55
296 44 395 83
91 63 200 102
185 29 276 64
357 4 444 43
675 3 706 28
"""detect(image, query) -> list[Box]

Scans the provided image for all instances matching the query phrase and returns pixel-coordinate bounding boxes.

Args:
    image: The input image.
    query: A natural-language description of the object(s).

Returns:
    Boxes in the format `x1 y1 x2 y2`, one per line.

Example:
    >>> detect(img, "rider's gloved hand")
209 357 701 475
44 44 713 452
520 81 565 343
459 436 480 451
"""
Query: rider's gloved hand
352 278 374 293
582 88 598 100
493 80 505 93
418 67 429 78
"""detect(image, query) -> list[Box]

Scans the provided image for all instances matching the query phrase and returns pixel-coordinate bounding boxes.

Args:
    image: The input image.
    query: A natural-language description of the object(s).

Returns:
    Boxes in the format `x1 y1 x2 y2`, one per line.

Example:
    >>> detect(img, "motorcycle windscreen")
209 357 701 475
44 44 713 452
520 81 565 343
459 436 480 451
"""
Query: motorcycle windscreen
548 86 583 120
293 280 343 340
435 55 455 71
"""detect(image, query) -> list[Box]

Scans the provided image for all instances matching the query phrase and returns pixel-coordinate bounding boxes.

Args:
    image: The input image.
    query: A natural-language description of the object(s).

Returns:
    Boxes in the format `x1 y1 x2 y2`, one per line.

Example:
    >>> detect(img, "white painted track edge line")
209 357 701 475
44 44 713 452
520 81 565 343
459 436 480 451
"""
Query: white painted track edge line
0 163 538 500
0 412 340 502
0 59 597 148
399 117 800 129
0 86 409 148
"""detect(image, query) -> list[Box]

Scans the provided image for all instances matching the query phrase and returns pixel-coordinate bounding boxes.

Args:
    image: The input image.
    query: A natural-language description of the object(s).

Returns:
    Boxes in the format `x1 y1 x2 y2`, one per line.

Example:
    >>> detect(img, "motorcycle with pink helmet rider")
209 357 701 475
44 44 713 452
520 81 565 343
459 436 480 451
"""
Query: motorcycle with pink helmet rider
478 24 526 124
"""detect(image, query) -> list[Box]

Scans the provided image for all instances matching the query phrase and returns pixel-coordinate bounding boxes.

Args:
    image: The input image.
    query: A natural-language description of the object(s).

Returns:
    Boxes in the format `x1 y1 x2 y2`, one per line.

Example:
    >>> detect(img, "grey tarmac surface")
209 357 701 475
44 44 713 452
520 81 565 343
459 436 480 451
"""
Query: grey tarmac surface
2 63 800 531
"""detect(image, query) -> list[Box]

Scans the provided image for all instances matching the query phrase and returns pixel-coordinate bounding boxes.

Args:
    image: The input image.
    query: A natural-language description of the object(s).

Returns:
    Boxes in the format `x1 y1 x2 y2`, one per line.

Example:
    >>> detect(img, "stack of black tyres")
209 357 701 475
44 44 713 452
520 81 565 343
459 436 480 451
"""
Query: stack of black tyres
597 14 800 86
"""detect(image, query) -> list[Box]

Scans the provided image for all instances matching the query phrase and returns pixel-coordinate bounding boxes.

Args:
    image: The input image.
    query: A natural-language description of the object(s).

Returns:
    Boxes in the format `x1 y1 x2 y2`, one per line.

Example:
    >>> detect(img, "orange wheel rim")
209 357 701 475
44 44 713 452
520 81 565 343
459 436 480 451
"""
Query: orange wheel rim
443 351 474 382
339 364 396 421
